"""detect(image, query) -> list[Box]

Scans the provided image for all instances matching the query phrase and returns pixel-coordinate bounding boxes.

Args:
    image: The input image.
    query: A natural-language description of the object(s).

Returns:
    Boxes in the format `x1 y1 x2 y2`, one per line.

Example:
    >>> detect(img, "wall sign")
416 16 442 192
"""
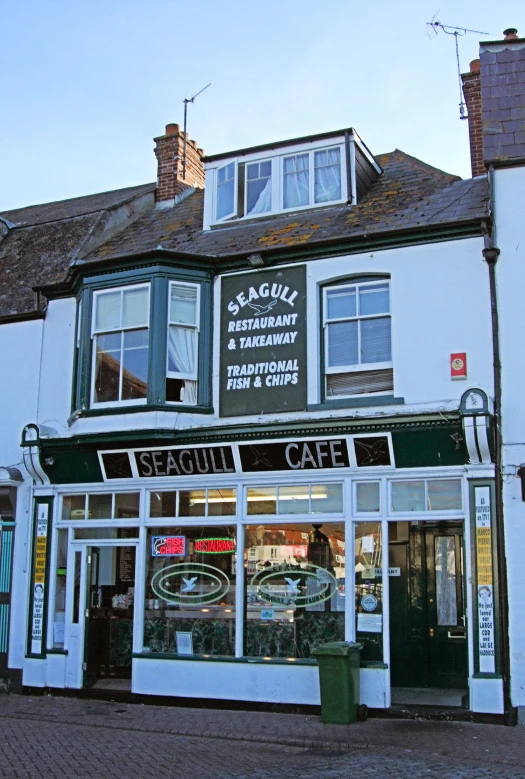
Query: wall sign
31 503 49 655
220 265 307 416
451 352 467 379
475 486 496 673
239 439 349 472
136 447 234 478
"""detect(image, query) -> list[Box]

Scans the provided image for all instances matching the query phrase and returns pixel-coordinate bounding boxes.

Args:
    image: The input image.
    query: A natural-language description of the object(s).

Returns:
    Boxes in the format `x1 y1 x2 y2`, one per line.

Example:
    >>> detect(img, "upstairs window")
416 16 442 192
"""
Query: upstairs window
246 160 272 215
323 279 393 397
92 284 150 405
216 162 236 221
166 282 200 404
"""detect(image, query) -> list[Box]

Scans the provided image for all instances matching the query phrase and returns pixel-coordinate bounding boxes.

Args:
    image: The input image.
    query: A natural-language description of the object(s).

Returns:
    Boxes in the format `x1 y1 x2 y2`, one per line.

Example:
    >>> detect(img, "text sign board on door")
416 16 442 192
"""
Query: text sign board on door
475 486 496 673
220 265 307 417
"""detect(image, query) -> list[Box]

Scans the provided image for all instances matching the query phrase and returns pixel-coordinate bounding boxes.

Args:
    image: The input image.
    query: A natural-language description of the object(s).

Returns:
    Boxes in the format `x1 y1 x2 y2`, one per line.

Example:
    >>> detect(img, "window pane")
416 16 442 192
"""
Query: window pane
53 530 67 647
122 287 149 328
283 154 309 209
144 526 236 657
208 489 236 517
115 492 140 518
314 148 341 203
391 481 425 512
359 284 389 316
245 522 345 658
278 485 309 515
87 493 112 519
74 527 139 540
167 326 196 376
62 494 86 520
427 480 462 511
435 536 458 625
310 484 343 514
326 288 356 320
327 321 358 367
149 491 177 518
360 317 391 363
95 291 121 332
356 482 380 512
247 174 271 215
217 163 235 220
170 285 197 325
355 522 383 662
247 487 277 515
122 329 148 400
179 490 206 517
94 332 121 402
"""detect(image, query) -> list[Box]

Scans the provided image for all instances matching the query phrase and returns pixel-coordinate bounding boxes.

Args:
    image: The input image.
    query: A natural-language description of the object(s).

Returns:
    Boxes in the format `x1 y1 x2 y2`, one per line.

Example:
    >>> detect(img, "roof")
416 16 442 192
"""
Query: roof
85 150 488 263
0 184 155 319
0 151 489 320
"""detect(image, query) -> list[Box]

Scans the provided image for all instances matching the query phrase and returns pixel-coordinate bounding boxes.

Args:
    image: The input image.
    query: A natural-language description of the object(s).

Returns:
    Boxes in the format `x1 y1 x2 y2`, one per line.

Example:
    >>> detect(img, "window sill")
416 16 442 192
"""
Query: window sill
133 652 316 666
73 403 214 420
308 396 404 411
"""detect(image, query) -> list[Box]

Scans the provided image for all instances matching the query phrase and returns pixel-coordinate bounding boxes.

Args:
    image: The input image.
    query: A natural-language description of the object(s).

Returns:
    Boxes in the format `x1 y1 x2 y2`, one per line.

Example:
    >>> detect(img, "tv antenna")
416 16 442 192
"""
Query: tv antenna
427 14 488 119
182 82 211 180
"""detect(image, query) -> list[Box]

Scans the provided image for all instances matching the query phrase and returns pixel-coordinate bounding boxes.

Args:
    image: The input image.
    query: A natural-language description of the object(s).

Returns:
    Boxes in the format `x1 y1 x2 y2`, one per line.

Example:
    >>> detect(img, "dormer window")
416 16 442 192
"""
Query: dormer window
204 129 381 230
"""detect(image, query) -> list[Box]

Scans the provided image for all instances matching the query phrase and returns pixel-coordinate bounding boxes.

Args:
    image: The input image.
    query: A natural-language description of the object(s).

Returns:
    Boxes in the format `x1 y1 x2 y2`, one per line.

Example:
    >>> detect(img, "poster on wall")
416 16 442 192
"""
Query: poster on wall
31 503 49 655
219 265 307 417
475 486 496 673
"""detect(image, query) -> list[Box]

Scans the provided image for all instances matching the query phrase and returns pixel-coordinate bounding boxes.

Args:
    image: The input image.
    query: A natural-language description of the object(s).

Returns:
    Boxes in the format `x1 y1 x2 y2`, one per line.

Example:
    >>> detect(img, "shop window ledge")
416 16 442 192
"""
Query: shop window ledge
133 652 317 666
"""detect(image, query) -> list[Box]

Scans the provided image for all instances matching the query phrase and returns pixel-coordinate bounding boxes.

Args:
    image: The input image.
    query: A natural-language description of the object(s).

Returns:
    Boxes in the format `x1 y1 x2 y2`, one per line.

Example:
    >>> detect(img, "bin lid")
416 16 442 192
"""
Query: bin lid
313 641 363 657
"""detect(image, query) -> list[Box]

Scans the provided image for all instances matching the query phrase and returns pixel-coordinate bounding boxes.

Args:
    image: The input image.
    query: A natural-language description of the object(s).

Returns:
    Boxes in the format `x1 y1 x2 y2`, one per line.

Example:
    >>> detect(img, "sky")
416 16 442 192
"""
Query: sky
1 1 523 211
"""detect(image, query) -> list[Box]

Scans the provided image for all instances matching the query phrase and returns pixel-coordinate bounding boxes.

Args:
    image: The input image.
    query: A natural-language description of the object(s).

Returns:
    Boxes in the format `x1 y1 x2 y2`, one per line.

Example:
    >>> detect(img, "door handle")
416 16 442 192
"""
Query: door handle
429 628 434 637
447 628 466 639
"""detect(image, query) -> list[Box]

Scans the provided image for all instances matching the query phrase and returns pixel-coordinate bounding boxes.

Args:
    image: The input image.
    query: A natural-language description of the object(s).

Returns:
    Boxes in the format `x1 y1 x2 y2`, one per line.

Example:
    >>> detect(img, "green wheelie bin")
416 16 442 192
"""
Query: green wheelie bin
313 641 363 724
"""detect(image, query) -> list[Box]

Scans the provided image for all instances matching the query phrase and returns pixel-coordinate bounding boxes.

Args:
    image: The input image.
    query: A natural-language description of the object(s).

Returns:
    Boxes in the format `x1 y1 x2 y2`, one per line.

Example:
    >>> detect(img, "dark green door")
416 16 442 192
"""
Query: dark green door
389 521 467 689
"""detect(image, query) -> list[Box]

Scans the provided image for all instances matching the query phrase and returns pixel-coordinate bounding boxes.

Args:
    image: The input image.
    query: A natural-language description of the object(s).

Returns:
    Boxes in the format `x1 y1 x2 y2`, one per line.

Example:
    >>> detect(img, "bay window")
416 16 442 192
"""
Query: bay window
323 278 393 397
166 282 200 404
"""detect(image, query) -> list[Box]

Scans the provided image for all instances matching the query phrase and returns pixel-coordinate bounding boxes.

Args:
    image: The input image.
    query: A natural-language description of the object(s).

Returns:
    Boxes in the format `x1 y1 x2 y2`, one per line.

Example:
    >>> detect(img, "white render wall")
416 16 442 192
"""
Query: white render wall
493 165 525 707
31 235 495 441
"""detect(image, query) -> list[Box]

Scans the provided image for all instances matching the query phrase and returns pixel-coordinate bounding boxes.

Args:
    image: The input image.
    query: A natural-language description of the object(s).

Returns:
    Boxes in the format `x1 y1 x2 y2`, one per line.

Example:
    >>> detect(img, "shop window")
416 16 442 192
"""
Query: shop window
148 489 236 519
51 530 67 648
73 527 139 540
143 526 236 656
355 522 383 662
244 522 345 659
246 483 343 516
323 279 393 398
61 492 140 520
390 479 462 513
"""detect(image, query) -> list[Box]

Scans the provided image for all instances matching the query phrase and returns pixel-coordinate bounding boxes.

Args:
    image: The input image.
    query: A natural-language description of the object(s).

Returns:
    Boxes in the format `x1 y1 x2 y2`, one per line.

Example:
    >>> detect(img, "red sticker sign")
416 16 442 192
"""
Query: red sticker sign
451 352 467 379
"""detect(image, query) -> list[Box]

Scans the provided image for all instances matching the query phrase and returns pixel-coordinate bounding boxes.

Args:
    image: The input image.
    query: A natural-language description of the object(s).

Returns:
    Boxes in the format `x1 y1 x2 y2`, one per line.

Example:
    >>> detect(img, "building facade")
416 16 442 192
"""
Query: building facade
1 29 523 719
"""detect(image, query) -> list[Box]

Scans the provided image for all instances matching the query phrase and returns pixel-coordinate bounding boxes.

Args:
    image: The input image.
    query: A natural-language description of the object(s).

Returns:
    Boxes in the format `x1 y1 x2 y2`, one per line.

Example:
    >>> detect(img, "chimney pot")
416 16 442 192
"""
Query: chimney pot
470 59 480 73
165 123 179 136
503 28 519 40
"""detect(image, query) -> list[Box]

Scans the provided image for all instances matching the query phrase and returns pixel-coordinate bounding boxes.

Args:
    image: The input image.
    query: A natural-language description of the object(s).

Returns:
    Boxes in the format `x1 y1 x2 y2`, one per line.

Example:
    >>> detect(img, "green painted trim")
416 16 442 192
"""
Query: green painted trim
392 424 468 468
468 479 500 677
148 275 168 405
76 404 213 419
308 397 404 411
132 652 317 665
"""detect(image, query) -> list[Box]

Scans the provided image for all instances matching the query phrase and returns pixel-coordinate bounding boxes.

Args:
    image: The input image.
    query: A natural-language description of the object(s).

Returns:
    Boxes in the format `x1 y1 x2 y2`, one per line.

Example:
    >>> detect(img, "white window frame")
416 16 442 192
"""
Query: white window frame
166 281 200 402
281 145 343 213
388 478 463 516
215 161 237 222
323 279 392 395
245 158 273 217
90 283 150 408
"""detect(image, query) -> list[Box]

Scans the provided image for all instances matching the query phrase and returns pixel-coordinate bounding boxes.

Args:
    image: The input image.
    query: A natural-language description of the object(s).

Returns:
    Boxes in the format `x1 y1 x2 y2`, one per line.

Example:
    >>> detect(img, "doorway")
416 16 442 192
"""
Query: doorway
389 521 467 704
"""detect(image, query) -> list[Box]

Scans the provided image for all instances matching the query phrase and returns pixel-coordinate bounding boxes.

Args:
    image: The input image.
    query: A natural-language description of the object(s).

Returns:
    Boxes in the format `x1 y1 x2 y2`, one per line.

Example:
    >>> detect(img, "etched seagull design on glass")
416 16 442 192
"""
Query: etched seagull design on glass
354 438 388 465
181 576 198 592
247 299 278 316
284 577 301 593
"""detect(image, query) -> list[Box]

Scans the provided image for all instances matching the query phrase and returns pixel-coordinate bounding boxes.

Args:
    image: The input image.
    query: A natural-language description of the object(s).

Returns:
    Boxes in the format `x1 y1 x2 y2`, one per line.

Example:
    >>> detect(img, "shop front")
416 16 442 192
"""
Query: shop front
20 426 504 714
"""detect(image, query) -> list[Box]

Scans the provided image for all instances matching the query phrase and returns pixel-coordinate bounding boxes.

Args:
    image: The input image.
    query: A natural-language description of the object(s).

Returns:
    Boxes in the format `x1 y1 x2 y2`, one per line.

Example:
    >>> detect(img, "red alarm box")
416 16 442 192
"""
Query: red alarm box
451 353 467 379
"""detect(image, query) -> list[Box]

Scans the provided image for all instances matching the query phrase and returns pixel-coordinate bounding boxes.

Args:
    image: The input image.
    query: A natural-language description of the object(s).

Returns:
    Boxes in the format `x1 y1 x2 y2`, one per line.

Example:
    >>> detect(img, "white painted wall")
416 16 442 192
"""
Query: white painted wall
492 165 525 707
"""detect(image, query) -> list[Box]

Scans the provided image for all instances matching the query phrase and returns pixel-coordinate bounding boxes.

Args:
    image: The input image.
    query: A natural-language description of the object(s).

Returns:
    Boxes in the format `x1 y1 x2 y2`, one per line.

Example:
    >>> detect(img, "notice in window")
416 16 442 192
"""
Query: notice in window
220 266 307 416
475 486 496 673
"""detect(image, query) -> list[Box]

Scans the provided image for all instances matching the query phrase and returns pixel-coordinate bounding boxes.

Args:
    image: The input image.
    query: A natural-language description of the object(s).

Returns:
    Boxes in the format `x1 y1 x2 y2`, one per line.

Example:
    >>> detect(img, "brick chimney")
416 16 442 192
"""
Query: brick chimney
461 59 484 177
154 123 205 204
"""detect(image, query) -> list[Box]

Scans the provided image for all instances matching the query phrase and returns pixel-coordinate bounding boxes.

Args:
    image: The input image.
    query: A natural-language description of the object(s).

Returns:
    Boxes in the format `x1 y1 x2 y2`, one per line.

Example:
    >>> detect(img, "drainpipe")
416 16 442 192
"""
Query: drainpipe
482 162 514 724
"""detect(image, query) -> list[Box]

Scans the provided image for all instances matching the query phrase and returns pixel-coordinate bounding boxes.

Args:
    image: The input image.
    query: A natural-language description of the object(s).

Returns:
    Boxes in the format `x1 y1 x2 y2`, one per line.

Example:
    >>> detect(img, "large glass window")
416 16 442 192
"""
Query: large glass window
354 521 383 662
149 489 236 518
61 493 140 520
324 279 393 397
144 526 236 656
247 484 343 516
390 479 462 513
92 285 150 404
245 522 345 658
166 282 200 404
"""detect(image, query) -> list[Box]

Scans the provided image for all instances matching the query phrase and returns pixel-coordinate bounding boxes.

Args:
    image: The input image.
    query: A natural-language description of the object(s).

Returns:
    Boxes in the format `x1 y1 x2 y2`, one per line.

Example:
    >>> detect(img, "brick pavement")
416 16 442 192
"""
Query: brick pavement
0 694 524 778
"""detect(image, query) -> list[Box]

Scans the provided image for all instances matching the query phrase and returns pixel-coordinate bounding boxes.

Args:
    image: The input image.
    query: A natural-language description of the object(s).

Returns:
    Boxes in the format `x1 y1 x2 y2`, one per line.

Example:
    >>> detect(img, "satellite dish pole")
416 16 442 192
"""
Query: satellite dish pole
182 82 211 180
426 16 488 119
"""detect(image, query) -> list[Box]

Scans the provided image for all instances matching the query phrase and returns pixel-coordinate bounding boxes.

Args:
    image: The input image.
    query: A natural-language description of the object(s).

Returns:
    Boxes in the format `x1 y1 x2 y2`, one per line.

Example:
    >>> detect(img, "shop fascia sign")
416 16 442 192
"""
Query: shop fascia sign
98 433 394 481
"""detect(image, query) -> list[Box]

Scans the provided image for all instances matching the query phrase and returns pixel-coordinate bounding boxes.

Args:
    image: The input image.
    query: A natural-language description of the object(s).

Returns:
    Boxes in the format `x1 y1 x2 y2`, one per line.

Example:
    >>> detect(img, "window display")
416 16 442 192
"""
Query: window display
354 521 383 662
244 522 345 658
